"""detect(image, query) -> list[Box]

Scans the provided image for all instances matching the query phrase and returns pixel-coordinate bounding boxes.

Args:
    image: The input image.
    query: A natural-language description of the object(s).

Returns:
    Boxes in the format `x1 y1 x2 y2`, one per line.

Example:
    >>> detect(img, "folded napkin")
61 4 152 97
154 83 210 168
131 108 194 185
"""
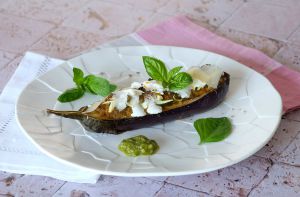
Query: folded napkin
0 34 148 183
0 52 100 183
1 15 299 183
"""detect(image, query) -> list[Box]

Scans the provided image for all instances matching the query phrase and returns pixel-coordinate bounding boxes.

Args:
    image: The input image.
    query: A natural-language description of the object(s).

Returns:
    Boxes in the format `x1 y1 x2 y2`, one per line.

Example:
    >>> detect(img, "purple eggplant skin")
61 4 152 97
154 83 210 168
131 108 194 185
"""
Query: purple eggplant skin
47 72 229 134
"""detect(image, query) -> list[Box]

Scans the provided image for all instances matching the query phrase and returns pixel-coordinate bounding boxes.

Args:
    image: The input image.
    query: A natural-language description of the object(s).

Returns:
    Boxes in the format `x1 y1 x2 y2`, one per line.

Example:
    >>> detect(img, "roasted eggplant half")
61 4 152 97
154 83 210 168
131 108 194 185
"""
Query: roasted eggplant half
47 65 230 135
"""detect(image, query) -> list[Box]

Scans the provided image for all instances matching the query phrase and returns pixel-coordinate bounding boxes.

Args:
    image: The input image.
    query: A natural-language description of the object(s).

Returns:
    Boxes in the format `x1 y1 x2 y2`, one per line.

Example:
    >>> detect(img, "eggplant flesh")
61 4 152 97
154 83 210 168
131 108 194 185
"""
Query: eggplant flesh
47 72 230 134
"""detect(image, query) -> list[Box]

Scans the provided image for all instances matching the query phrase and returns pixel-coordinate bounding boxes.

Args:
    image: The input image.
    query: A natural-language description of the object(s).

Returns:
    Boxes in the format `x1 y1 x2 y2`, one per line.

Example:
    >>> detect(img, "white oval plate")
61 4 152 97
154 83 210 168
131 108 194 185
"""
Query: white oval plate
16 46 282 176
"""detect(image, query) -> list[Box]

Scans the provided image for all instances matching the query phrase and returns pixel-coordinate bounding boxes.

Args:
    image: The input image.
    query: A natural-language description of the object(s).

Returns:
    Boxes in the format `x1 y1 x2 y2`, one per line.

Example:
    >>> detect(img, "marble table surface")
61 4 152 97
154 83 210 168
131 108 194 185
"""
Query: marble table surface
1 0 300 196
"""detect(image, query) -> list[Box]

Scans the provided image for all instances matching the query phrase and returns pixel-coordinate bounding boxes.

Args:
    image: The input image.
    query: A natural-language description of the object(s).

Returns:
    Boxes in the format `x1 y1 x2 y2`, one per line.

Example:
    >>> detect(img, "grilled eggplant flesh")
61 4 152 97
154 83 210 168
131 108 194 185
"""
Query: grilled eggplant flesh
47 72 230 134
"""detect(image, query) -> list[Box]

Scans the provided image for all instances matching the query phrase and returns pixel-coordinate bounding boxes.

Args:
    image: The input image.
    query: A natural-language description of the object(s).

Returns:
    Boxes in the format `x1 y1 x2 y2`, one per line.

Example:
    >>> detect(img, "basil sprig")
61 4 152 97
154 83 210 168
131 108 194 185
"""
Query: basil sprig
194 117 232 144
58 67 117 103
58 88 84 103
142 56 193 91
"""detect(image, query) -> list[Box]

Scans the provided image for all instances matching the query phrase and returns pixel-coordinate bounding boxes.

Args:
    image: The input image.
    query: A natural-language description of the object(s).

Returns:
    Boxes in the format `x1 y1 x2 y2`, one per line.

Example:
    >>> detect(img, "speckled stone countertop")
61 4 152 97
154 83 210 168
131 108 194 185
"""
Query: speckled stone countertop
1 0 300 196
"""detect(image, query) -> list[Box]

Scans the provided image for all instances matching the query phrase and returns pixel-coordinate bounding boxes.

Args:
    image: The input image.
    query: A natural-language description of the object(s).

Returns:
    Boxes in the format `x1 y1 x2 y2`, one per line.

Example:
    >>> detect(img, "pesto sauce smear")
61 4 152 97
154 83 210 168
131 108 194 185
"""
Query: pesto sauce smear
118 135 159 156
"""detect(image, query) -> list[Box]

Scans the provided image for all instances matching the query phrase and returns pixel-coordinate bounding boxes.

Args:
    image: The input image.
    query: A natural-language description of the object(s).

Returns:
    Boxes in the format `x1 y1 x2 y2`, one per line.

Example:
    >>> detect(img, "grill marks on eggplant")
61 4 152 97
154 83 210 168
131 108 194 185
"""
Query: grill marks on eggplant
47 72 230 134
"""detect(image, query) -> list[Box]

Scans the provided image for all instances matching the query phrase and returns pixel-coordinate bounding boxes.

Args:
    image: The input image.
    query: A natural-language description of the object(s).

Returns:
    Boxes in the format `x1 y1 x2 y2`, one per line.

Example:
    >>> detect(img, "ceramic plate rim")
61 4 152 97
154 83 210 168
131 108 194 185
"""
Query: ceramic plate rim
15 45 283 176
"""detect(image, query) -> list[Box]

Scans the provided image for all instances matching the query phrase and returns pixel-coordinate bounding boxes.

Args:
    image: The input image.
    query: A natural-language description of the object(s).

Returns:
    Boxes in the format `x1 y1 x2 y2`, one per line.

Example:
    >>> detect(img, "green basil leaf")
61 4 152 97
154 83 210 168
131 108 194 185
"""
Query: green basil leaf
73 67 84 86
83 75 111 96
60 68 117 103
168 72 193 91
57 88 84 103
109 84 117 92
162 81 168 89
143 56 168 82
168 66 183 81
194 117 232 144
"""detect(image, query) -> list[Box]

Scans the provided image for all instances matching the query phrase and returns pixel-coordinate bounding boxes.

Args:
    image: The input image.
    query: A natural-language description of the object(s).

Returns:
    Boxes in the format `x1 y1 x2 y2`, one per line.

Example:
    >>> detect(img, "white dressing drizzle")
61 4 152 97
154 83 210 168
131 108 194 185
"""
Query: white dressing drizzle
142 80 164 94
174 87 192 98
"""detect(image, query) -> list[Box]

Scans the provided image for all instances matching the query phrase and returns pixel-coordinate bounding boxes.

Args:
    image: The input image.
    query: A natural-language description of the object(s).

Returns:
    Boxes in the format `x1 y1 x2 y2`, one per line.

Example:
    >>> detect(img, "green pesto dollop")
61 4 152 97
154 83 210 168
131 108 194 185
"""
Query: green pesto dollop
118 135 159 157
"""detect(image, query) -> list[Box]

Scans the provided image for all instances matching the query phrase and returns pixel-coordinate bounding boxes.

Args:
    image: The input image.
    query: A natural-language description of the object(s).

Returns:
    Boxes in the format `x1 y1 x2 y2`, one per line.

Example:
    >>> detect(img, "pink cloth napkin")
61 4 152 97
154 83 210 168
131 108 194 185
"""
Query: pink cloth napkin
138 16 300 113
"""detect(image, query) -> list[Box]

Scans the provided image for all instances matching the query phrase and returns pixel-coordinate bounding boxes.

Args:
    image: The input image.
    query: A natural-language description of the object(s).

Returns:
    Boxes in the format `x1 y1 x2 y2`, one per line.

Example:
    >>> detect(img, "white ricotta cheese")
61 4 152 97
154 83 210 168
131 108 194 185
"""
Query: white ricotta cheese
141 95 162 114
187 64 223 88
130 82 142 89
112 88 143 112
174 86 192 98
142 80 164 94
192 79 207 90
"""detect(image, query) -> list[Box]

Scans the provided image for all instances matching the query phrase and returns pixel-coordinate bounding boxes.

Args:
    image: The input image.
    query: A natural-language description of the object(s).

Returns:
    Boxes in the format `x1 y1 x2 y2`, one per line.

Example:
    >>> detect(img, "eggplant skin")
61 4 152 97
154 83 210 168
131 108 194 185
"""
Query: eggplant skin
75 72 230 134
47 73 229 134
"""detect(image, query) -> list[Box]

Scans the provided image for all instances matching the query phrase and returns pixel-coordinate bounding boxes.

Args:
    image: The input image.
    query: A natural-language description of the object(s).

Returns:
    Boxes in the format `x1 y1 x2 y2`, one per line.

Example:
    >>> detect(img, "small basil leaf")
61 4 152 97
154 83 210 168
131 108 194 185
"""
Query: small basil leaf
73 67 84 86
162 81 168 89
83 75 111 96
168 72 193 91
143 56 168 82
109 84 117 92
57 88 84 103
168 66 183 81
194 117 232 144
